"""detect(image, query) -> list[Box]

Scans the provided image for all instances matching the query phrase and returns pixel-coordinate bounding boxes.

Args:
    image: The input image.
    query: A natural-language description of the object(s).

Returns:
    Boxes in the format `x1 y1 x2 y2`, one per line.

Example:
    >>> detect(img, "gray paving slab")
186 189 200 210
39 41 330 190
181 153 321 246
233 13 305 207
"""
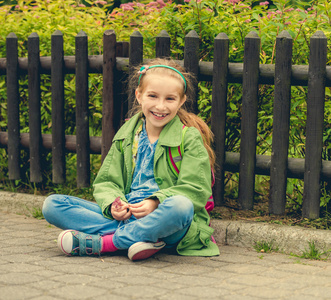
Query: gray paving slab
1 211 331 299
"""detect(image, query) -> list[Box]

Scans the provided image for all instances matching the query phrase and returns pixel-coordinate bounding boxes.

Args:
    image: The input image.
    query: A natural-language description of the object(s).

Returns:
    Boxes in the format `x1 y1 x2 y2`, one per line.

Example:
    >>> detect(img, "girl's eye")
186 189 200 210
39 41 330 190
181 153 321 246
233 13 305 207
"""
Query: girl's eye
167 97 176 101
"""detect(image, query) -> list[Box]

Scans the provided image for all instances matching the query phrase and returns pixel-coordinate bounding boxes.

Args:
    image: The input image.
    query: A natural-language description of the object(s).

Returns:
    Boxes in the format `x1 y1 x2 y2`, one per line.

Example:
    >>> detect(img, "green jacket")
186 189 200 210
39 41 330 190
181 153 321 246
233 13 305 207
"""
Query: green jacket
93 113 220 257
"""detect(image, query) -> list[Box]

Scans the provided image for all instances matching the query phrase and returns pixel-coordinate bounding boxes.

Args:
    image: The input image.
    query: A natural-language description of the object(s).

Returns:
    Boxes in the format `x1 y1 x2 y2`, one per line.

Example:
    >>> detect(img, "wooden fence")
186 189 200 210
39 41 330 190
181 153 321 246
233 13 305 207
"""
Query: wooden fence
0 29 331 219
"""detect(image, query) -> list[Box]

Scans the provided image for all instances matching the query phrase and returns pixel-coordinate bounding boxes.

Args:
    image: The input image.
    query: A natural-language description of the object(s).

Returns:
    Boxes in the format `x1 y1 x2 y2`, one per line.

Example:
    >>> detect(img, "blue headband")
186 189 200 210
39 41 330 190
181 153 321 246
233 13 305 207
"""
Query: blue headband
138 65 187 92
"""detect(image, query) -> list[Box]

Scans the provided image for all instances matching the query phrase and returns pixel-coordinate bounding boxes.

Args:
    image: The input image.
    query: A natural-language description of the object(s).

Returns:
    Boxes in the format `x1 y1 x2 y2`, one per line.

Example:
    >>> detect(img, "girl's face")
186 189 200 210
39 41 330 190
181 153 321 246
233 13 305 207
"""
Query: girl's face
136 74 186 140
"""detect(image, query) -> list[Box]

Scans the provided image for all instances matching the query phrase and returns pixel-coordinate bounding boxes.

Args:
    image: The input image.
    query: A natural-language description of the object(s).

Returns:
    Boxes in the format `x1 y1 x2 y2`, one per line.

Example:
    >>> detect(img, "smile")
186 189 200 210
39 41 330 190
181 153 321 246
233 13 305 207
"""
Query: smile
151 111 168 118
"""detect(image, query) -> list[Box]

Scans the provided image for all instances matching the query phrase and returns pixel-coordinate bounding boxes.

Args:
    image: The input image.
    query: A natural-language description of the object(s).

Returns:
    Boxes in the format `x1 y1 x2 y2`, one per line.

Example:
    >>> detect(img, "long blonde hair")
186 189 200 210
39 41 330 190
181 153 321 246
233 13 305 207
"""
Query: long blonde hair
128 58 215 170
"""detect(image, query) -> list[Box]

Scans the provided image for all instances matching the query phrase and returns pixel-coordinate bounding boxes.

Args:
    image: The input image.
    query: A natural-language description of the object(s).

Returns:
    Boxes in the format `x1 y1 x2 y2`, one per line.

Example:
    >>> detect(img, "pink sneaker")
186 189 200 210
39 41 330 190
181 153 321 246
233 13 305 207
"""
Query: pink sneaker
128 241 166 261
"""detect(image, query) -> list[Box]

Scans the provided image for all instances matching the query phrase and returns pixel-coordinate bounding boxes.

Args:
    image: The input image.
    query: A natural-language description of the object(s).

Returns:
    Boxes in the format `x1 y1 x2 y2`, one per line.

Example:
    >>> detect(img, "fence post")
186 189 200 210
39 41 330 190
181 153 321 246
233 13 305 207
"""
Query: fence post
28 32 42 183
211 32 229 206
51 30 65 184
238 31 260 210
269 30 293 215
184 30 199 113
303 31 327 219
129 31 143 110
101 30 116 163
6 33 20 180
156 30 171 58
75 30 90 187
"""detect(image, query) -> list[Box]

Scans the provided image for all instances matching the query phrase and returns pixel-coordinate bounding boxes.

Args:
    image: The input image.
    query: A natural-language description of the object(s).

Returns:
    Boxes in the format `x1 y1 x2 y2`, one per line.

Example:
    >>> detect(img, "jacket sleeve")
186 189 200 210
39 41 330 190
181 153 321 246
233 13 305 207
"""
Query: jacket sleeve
150 127 212 213
92 140 128 218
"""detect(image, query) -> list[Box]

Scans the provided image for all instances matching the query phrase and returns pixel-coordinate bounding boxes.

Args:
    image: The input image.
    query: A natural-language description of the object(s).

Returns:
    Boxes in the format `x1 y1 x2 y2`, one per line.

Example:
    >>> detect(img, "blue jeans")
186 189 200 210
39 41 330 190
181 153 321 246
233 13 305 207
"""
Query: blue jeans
42 194 194 250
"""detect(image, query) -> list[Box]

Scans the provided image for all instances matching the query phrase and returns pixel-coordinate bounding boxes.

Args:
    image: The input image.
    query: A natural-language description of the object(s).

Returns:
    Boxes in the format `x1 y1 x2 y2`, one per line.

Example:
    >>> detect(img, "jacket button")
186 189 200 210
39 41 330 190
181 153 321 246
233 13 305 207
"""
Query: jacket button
155 177 163 185
205 238 210 245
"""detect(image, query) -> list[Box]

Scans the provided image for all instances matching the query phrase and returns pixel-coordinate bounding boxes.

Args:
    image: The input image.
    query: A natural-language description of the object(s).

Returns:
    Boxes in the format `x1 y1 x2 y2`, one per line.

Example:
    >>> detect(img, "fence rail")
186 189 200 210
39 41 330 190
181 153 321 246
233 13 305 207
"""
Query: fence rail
0 29 330 219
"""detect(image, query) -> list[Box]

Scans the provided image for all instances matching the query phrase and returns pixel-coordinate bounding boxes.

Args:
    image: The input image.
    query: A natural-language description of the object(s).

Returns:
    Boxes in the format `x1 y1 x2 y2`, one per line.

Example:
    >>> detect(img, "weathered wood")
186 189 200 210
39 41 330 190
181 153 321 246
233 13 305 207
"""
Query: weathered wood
0 132 102 154
75 30 90 187
51 30 66 184
3 130 331 182
238 31 260 210
156 30 171 58
101 30 116 163
211 33 229 206
28 33 42 183
129 31 143 110
2 56 331 87
224 152 331 181
184 30 199 113
6 33 20 180
269 31 293 215
303 31 327 219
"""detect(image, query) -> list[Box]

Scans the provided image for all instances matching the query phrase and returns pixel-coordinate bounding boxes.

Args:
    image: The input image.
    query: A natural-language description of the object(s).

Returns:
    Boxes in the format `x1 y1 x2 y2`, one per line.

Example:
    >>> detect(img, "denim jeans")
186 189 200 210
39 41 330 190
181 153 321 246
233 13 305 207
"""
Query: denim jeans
42 194 194 250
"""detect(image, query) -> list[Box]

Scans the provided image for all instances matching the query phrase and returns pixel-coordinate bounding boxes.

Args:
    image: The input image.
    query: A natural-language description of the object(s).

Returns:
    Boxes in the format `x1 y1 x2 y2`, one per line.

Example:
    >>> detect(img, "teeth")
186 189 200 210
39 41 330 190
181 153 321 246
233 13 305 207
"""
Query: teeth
152 112 166 117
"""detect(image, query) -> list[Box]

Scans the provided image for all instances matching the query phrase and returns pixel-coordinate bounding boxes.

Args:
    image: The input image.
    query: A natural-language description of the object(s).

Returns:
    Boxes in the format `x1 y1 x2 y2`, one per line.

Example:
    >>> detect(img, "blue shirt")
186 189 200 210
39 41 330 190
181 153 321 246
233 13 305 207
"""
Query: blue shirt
125 124 159 204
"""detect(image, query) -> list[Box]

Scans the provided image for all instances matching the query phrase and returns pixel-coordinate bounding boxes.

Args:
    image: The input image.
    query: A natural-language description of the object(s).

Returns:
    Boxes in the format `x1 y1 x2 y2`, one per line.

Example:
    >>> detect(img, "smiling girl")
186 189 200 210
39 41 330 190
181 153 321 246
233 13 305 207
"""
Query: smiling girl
42 58 220 260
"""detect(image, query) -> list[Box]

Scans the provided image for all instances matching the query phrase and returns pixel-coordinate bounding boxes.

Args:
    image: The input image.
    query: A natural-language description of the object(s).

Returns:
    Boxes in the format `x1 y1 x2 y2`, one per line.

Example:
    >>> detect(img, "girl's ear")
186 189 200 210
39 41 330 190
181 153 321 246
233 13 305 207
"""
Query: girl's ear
180 95 186 108
135 89 141 104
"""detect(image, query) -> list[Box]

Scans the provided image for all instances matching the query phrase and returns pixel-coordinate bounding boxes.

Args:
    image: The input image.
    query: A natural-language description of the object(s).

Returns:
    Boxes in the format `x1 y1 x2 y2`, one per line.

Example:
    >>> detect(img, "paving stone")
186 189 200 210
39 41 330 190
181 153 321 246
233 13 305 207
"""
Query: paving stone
2 208 331 299
0 285 43 300
47 284 107 299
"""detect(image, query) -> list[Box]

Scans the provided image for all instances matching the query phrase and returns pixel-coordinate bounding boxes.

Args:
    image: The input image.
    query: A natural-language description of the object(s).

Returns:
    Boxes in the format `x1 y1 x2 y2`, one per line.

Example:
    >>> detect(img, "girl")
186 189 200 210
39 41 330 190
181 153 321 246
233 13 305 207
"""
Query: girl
42 58 220 261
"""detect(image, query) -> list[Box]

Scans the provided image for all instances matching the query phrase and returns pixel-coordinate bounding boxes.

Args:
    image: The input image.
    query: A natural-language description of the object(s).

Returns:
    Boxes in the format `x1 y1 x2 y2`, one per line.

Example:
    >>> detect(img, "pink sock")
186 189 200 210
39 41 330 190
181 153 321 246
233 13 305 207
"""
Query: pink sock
101 234 118 253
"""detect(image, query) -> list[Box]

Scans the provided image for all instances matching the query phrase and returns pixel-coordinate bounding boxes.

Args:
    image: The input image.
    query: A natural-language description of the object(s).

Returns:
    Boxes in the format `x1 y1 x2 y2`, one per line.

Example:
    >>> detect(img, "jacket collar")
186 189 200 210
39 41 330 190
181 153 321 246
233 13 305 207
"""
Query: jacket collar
113 112 184 147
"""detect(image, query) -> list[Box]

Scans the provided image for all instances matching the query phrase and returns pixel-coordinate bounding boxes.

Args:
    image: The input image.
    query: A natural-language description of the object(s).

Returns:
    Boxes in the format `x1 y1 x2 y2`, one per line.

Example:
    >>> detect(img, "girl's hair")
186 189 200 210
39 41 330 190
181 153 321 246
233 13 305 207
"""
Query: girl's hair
127 58 216 170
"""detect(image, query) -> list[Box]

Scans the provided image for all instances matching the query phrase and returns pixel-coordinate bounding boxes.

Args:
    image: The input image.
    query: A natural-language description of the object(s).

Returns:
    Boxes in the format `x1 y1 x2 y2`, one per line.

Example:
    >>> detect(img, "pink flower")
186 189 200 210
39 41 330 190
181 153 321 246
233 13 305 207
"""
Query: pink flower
15 5 20 9
147 1 158 7
136 3 145 7
284 22 291 25
157 0 165 6
121 4 134 11
35 15 40 18
117 13 124 16
78 4 86 7
245 19 251 23
259 1 269 5
184 0 190 2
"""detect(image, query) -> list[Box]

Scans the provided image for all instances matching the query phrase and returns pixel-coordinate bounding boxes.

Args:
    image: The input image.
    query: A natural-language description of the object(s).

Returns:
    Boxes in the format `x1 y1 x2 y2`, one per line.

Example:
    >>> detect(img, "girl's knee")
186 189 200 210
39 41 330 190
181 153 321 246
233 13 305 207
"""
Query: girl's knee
165 195 194 219
42 194 60 219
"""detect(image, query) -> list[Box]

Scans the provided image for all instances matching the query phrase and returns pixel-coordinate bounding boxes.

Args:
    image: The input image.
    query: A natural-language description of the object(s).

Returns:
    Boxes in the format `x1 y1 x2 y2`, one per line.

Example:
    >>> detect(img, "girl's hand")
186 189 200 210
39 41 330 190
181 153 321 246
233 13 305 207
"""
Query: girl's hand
111 197 131 221
129 199 160 219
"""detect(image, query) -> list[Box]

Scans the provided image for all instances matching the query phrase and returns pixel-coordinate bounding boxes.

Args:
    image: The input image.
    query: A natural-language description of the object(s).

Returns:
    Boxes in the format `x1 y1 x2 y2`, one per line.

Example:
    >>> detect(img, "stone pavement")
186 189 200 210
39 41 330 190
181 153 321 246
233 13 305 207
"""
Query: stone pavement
2 212 331 300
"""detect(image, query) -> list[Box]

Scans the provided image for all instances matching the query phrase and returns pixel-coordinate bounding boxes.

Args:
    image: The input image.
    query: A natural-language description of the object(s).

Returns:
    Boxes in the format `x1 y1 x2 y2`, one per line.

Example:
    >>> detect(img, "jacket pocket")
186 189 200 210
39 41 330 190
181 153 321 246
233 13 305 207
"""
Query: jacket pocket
198 224 214 247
